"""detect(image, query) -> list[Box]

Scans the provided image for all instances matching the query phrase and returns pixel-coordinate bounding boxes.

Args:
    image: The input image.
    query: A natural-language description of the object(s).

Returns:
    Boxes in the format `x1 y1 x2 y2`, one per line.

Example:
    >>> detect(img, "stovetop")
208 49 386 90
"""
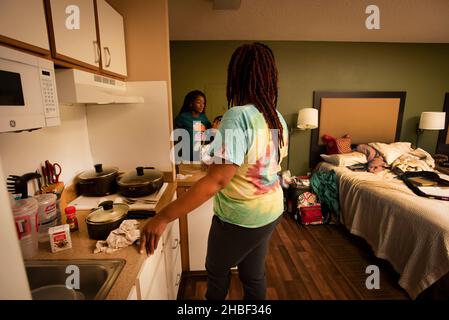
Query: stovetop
69 183 168 218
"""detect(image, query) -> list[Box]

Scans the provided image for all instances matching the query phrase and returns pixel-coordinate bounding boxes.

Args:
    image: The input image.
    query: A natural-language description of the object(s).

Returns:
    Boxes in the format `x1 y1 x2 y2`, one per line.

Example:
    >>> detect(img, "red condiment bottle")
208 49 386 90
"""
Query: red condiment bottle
65 206 79 232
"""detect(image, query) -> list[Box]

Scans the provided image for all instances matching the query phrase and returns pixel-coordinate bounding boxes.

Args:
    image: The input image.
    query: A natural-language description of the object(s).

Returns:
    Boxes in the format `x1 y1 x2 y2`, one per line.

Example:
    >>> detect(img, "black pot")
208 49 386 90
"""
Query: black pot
77 164 118 197
86 201 129 240
116 166 164 198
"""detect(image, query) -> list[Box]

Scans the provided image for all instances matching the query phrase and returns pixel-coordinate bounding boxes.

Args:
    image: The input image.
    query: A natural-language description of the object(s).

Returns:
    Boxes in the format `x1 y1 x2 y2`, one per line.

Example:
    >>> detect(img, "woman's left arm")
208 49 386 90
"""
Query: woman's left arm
139 163 237 255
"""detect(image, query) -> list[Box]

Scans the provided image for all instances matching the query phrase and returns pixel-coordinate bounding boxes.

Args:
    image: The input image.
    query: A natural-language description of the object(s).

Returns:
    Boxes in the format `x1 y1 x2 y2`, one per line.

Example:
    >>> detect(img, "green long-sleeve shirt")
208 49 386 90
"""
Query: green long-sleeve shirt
174 112 211 161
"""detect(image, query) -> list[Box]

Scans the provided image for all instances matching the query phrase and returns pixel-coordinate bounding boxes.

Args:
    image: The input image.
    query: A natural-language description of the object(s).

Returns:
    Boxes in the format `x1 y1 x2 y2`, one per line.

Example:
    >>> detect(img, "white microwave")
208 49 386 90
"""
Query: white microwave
0 45 60 133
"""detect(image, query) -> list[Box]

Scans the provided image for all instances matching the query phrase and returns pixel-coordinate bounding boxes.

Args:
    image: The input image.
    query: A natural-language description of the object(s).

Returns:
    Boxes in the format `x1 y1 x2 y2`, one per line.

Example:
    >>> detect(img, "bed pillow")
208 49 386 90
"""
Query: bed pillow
322 134 338 154
320 152 368 167
335 134 352 153
368 142 413 165
322 134 352 154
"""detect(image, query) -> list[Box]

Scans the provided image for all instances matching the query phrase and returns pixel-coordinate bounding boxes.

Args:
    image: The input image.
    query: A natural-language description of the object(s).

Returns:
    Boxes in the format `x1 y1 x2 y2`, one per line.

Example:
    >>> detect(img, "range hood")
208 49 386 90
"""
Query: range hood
55 69 144 105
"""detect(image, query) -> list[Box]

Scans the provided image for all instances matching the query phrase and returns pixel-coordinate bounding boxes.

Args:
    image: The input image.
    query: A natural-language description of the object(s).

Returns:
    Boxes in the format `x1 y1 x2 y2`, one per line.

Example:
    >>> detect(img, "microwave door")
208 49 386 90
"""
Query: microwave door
0 58 45 132
0 70 24 106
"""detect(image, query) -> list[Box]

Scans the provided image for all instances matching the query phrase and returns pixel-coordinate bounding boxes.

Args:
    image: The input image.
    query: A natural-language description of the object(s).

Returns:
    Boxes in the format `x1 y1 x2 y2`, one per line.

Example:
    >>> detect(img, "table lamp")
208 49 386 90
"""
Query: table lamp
416 111 446 148
297 108 318 130
286 108 318 170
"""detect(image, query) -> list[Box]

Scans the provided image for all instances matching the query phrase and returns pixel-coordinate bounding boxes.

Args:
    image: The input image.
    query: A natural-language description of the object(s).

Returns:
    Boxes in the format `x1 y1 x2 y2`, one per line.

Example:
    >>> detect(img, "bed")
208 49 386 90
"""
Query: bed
310 91 449 299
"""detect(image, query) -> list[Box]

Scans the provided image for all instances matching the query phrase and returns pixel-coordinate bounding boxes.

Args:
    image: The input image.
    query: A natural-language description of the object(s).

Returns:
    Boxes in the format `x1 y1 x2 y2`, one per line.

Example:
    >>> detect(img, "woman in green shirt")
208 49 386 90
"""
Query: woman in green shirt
174 90 212 162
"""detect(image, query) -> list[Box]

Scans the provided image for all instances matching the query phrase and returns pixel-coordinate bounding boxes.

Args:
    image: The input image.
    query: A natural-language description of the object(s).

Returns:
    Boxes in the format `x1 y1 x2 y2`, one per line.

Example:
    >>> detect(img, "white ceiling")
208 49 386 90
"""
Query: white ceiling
168 0 449 43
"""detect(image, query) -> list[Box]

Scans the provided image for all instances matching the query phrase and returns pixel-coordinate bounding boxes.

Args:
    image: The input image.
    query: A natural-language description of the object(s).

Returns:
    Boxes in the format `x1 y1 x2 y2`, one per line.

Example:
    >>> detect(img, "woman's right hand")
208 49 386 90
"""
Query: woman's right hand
139 215 169 256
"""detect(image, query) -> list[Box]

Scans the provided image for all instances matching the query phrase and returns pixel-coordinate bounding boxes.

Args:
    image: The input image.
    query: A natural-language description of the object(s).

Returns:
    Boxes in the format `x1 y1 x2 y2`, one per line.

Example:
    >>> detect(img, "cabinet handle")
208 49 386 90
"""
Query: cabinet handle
104 47 111 67
172 238 179 250
93 41 100 63
175 273 181 286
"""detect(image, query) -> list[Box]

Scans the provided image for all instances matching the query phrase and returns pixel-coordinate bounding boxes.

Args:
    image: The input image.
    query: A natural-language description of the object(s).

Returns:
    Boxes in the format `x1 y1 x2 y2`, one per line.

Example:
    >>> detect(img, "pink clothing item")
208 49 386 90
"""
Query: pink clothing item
356 144 379 162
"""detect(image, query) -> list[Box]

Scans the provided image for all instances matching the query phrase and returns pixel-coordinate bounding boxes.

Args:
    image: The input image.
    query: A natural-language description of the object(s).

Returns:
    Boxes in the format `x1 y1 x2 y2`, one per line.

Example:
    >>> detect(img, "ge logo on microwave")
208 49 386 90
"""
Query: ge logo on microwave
9 120 16 128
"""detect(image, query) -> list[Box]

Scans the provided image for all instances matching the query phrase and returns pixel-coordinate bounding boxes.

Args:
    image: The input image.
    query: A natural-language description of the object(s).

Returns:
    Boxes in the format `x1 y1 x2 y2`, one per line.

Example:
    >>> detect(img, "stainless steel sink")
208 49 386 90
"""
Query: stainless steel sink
25 259 125 300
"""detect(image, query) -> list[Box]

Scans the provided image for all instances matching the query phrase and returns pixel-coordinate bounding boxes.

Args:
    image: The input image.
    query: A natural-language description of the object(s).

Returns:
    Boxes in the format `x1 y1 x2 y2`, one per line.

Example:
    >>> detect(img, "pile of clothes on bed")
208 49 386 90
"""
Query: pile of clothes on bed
355 143 435 174
320 134 435 174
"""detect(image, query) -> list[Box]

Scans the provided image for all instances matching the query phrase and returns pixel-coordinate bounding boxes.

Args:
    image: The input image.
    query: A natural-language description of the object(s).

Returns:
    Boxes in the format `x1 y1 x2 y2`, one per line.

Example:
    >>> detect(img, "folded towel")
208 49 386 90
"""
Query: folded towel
94 220 140 254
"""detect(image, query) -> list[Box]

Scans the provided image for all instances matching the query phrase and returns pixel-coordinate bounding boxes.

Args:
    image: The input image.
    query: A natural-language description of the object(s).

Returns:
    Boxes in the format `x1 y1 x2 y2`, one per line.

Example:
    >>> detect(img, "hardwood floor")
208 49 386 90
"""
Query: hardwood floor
177 213 410 300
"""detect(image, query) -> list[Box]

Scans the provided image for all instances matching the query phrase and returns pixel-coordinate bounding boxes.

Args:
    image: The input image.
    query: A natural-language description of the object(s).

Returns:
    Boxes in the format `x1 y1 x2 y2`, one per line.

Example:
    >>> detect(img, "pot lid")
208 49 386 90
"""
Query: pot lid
117 167 163 187
86 201 128 223
78 164 118 180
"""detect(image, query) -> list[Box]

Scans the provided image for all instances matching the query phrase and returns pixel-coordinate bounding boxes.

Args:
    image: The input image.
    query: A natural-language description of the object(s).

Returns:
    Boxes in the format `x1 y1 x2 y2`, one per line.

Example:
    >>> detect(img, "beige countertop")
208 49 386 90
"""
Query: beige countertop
176 164 207 187
28 182 177 300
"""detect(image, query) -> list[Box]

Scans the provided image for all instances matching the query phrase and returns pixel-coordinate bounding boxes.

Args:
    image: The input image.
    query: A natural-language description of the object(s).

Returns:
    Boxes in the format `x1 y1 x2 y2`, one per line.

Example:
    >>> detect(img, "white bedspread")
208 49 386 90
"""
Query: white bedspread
318 162 449 299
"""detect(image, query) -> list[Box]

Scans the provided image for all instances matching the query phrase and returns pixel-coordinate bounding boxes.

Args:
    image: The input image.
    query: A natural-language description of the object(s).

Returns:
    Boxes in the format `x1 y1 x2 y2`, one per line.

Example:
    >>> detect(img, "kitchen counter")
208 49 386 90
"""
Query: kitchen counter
29 182 177 300
176 163 207 187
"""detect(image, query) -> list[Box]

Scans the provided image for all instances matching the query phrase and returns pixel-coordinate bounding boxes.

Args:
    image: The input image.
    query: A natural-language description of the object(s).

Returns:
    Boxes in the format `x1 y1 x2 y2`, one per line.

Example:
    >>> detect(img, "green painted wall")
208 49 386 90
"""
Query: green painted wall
170 41 449 175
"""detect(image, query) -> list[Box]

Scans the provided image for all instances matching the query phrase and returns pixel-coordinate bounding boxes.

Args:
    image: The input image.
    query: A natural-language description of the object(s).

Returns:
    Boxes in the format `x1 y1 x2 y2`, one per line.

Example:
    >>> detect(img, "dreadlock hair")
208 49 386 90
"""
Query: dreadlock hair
226 42 284 148
179 90 207 115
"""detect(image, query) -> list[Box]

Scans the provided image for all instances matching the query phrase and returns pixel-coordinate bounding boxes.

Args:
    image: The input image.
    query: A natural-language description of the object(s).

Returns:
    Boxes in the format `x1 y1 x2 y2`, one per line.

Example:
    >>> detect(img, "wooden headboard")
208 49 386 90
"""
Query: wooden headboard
436 93 449 156
310 91 407 167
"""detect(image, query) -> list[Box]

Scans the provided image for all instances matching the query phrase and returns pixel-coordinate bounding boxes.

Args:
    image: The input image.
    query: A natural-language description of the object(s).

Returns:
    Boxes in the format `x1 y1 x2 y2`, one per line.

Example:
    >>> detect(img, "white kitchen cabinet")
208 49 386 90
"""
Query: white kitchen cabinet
187 198 214 271
127 285 137 300
133 215 182 300
144 252 169 300
96 0 127 76
165 219 182 300
50 0 100 69
168 248 182 299
135 221 171 300
0 0 50 52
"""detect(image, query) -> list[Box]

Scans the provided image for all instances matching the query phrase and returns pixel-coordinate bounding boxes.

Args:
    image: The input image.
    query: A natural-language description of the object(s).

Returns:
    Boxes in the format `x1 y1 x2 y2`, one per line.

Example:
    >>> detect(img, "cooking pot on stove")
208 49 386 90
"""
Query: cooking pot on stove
116 166 164 198
86 200 129 240
77 164 118 197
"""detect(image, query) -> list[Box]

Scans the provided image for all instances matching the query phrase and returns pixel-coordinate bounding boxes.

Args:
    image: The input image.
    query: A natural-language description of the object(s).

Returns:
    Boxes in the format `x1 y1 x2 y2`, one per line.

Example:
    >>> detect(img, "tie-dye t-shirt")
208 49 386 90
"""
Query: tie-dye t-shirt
205 104 289 228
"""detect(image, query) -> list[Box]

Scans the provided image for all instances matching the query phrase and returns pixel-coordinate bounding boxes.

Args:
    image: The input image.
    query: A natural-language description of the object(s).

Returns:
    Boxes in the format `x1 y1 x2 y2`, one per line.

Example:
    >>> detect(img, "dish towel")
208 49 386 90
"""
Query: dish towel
94 220 140 254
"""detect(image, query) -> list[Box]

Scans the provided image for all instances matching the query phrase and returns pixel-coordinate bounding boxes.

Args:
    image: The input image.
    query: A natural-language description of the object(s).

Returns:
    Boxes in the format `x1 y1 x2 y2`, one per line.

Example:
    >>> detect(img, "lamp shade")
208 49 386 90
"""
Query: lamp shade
419 112 446 130
297 108 318 130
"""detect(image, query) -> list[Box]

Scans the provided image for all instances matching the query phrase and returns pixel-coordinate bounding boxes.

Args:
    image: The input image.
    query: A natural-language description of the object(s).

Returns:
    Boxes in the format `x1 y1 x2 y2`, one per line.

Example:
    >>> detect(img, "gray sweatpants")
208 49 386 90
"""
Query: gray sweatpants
205 214 282 300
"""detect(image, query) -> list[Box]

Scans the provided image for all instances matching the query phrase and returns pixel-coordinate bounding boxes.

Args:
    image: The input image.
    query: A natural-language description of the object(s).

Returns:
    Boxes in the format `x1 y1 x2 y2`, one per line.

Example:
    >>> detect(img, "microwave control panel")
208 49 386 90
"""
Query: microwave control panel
40 68 58 117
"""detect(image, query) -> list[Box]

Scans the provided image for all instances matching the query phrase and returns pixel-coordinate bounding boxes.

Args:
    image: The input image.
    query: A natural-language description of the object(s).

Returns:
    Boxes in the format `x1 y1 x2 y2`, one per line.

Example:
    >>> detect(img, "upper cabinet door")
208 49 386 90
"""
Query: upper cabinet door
50 0 100 69
0 0 50 53
96 0 127 77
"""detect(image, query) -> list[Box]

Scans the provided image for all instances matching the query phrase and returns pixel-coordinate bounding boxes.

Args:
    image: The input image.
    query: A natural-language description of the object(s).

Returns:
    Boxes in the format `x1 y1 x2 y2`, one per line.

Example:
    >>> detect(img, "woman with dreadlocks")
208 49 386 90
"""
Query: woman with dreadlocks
140 42 288 300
